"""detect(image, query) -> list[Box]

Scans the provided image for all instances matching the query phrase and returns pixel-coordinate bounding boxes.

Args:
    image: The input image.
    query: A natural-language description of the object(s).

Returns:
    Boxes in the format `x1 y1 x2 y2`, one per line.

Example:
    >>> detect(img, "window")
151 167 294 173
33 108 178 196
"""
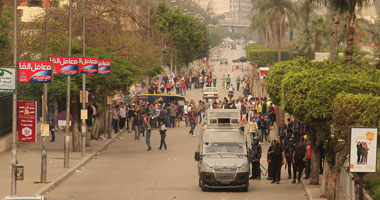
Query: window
28 0 42 7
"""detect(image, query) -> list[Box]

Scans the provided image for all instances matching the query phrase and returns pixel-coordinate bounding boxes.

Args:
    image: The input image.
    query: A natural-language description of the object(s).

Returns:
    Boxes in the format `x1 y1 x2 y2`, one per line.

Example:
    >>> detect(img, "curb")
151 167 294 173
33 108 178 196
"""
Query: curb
302 181 313 200
34 132 123 196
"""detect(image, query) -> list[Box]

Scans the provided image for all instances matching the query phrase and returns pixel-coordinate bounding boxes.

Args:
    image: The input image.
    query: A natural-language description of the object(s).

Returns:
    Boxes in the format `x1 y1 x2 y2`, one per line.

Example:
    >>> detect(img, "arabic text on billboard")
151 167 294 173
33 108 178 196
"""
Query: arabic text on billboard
97 60 111 75
18 61 53 83
49 56 79 76
79 57 98 75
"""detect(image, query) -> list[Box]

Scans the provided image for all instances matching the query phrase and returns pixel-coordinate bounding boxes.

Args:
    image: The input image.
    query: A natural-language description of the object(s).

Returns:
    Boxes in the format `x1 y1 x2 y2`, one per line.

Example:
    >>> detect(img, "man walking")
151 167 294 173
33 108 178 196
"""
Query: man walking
236 76 241 91
158 121 167 150
285 138 296 179
250 136 262 180
188 107 196 136
112 105 120 134
292 141 306 183
49 113 56 142
226 74 231 89
268 139 285 184
145 113 152 151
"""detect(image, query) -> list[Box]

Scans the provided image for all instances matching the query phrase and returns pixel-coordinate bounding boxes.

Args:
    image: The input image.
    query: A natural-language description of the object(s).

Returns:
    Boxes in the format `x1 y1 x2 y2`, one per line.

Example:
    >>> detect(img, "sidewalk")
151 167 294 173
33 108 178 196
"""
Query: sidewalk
302 176 349 200
0 129 121 197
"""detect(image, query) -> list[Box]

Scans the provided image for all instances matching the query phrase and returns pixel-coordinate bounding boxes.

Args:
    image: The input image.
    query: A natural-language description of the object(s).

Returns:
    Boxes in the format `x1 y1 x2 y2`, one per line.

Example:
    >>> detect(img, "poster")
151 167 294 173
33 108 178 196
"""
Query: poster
18 61 53 83
0 68 16 94
49 56 79 75
350 127 378 173
79 57 98 75
97 60 111 75
41 124 50 137
18 101 37 143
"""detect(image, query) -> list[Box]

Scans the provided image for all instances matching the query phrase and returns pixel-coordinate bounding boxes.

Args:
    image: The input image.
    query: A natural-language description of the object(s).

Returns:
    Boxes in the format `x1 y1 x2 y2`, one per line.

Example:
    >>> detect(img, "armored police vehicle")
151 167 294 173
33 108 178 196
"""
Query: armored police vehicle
194 109 250 192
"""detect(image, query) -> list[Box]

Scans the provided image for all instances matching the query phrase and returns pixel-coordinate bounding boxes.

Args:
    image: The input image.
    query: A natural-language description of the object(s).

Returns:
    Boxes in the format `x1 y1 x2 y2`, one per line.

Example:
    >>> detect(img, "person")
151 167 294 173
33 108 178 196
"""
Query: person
213 75 217 87
112 105 120 134
305 140 312 179
258 115 265 144
236 76 241 91
285 138 296 179
119 103 126 130
188 107 196 136
134 110 143 140
278 120 287 147
250 136 262 180
158 121 167 150
248 117 258 145
221 74 226 89
169 103 177 128
226 74 231 89
268 139 285 184
49 113 56 142
266 140 275 180
264 115 271 142
145 113 152 151
292 140 306 183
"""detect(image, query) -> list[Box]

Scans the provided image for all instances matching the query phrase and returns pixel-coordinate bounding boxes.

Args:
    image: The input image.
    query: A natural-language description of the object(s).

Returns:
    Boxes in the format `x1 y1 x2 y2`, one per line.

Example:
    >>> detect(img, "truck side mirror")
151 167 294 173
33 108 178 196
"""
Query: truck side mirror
194 151 201 161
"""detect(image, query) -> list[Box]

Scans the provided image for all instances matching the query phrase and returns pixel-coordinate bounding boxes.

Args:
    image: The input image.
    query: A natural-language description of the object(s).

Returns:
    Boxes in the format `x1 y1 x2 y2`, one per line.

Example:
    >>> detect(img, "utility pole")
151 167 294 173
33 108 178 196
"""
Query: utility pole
81 0 87 157
11 0 18 194
64 0 73 169
41 0 49 183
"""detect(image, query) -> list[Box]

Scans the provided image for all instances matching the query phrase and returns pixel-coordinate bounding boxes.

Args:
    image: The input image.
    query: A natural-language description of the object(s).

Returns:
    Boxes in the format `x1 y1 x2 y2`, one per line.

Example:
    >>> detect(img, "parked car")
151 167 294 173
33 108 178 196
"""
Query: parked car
232 59 238 63
220 58 228 65
231 44 237 50
238 57 248 63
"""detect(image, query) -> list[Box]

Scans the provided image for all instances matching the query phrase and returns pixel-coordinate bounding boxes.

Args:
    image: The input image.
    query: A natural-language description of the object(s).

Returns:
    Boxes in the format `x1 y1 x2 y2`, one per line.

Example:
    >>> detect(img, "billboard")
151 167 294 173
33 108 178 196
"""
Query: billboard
18 101 37 143
79 57 98 75
350 127 378 173
97 60 111 75
0 68 16 94
49 56 79 76
18 61 53 83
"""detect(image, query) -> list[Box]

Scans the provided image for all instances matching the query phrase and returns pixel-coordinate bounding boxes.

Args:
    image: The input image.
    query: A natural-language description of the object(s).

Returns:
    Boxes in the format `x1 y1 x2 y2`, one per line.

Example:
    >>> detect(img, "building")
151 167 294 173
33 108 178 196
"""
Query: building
194 0 230 16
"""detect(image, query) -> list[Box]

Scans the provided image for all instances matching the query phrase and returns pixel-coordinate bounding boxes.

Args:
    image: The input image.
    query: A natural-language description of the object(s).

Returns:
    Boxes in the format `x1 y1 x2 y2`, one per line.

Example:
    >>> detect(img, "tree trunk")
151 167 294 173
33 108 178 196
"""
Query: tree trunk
329 9 340 62
327 143 350 200
91 103 104 140
72 103 81 152
0 0 4 17
309 129 320 185
320 159 332 198
345 12 356 66
277 21 281 62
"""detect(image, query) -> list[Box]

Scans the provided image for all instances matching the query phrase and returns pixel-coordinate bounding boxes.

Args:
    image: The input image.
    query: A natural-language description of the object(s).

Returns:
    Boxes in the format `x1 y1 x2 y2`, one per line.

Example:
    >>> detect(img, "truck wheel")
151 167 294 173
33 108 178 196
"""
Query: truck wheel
200 180 208 192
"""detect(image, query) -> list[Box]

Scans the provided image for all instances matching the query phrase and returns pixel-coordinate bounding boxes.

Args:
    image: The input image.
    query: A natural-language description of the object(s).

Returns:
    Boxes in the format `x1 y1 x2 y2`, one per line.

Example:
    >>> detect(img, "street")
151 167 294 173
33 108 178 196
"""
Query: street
45 46 306 200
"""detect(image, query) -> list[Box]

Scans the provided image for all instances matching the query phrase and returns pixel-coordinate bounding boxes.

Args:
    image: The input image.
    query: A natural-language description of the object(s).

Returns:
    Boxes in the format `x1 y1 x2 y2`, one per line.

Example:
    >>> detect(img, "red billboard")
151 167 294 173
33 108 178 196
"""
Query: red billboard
79 57 98 75
18 101 37 143
18 61 53 83
98 60 111 75
49 56 79 75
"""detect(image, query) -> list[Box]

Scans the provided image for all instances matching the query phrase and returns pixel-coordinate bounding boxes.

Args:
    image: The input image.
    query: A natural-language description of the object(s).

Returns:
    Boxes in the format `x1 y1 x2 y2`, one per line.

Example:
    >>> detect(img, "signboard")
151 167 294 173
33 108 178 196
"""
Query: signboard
81 109 88 120
18 61 53 83
350 127 378 173
49 56 79 76
97 60 111 75
15 166 24 181
41 124 50 137
56 112 72 130
18 101 37 142
79 57 98 75
0 68 16 94
80 91 89 103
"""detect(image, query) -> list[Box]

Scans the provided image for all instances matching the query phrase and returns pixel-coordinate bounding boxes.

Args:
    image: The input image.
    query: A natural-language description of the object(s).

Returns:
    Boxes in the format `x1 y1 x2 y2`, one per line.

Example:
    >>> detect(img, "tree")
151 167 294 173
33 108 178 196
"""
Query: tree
0 5 11 66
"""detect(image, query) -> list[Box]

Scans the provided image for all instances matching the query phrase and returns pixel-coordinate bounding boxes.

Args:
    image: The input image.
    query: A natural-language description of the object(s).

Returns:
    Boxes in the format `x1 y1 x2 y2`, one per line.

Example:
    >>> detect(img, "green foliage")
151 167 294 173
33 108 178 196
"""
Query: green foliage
0 6 12 66
247 48 290 67
245 44 267 50
153 2 210 66
365 178 380 200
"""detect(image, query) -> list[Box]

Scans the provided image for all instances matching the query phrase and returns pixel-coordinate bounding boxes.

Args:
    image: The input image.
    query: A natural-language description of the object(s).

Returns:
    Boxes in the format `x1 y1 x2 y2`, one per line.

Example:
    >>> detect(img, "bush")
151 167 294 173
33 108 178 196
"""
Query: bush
245 44 266 50
247 49 290 67
365 178 380 200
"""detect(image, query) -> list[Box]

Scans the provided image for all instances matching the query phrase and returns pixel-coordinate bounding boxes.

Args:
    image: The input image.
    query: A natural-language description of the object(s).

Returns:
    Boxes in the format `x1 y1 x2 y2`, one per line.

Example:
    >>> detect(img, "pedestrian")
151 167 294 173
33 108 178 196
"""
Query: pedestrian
212 75 217 87
267 140 275 181
250 136 262 180
146 113 152 151
264 115 271 142
292 140 306 183
169 103 177 128
49 113 56 142
268 139 285 184
134 110 143 140
236 75 241 91
188 107 196 136
278 120 287 147
258 115 265 144
112 105 120 134
158 121 167 150
119 103 126 130
248 117 258 145
226 74 231 89
285 138 296 179
305 140 312 179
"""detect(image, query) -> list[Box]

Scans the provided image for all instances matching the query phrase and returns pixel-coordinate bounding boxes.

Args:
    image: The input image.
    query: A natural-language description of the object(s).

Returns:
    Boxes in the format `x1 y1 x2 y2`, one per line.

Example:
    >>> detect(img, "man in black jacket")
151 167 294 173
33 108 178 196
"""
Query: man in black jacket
292 141 306 183
268 139 285 184
285 138 296 179
250 136 262 180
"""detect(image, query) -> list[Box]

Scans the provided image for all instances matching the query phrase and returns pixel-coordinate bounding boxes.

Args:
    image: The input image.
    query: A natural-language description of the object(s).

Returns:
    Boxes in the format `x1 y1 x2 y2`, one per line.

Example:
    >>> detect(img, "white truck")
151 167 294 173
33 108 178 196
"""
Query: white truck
194 109 250 192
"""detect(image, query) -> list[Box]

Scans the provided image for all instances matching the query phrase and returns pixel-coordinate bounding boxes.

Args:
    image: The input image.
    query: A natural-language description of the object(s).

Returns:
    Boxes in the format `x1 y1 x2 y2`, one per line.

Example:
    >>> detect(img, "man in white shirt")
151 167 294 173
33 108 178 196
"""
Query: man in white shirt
119 103 127 130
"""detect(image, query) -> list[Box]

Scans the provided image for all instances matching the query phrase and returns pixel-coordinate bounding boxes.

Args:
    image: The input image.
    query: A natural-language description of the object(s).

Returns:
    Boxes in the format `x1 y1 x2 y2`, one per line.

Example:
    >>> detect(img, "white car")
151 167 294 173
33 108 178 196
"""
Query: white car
202 87 219 99
3 195 46 200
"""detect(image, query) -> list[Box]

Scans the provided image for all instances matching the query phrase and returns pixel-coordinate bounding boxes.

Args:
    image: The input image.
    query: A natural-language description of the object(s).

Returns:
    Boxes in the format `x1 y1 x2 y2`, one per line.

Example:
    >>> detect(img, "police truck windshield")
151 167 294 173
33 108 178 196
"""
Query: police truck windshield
204 142 244 154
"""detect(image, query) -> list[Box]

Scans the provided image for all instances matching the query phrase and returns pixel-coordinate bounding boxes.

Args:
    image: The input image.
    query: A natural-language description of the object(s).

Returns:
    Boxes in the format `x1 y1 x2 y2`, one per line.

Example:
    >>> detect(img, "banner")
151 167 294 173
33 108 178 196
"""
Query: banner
79 57 98 75
18 61 53 83
18 101 37 143
97 60 111 75
50 56 79 75
0 68 16 94
350 127 378 173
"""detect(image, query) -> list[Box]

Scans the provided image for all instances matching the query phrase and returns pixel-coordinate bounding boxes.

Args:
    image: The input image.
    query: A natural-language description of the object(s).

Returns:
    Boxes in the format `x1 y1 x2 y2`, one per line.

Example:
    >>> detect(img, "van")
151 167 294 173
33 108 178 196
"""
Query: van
194 109 250 192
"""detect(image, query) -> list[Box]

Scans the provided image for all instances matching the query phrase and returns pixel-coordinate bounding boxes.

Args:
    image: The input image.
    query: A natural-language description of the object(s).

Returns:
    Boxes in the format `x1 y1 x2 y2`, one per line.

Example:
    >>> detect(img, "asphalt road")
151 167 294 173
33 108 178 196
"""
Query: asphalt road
45 45 306 200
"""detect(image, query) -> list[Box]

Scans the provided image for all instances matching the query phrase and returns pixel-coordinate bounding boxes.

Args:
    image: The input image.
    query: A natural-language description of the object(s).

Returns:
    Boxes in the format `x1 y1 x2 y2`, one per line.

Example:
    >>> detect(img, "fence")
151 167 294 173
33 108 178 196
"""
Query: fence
0 94 12 137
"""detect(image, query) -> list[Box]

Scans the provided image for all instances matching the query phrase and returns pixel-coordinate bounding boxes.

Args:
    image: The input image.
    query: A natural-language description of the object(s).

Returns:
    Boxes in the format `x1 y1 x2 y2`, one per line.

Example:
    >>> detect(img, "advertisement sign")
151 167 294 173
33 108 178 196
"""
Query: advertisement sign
350 127 378 173
0 68 16 94
18 101 37 143
41 124 50 137
79 57 98 75
56 112 72 130
18 61 53 83
97 60 111 75
15 166 24 181
49 56 79 76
